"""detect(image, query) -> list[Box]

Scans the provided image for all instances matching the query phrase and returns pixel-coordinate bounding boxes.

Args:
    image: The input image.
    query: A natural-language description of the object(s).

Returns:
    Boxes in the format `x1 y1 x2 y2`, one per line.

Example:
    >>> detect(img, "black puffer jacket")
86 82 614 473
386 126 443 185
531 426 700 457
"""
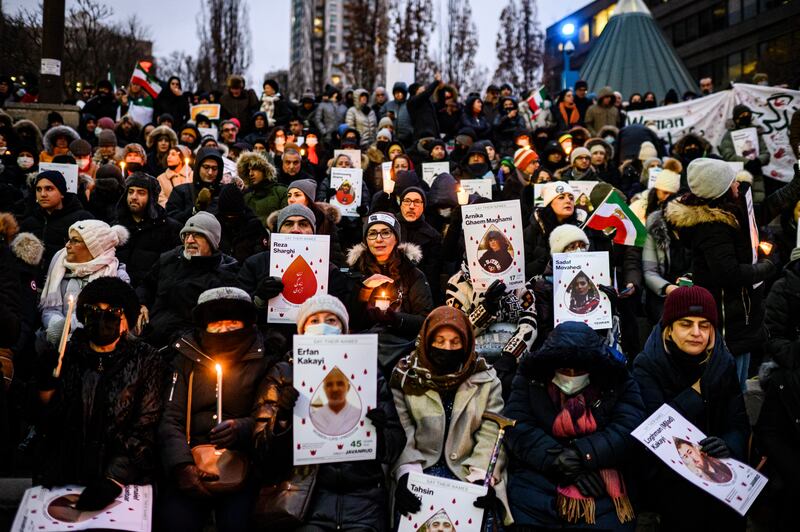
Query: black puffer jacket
136 247 240 346
399 216 444 304
19 194 94 283
114 180 182 288
253 359 406 531
36 330 166 486
159 327 278 475
165 147 224 223
665 198 773 355
764 260 800 364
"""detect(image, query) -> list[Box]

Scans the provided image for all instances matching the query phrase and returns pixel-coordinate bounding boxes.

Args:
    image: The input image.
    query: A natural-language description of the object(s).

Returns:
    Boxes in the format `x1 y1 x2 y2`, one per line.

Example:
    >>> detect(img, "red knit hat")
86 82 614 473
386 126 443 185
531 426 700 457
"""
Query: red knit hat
661 285 718 328
513 147 539 171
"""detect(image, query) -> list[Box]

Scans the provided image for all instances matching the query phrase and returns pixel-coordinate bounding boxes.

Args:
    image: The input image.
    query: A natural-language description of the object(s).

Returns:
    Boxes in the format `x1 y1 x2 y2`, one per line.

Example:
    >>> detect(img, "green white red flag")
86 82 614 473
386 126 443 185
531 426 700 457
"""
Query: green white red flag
526 86 548 116
583 190 647 247
130 62 161 98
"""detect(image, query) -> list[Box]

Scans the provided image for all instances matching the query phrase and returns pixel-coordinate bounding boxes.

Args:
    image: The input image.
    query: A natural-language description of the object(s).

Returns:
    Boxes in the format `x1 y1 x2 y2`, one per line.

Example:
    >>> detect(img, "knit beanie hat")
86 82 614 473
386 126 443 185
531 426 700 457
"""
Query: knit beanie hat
76 276 141 326
653 169 681 194
570 146 591 164
588 143 606 155
363 212 402 243
687 158 735 200
638 141 657 161
97 163 124 184
513 147 539 171
69 219 129 258
661 285 718 328
400 186 427 207
217 183 247 215
276 203 316 230
97 117 115 130
541 181 575 207
378 117 394 130
180 211 222 250
97 129 117 147
376 128 393 141
549 224 590 253
35 170 68 196
288 179 317 203
192 286 256 328
69 139 92 157
295 293 350 334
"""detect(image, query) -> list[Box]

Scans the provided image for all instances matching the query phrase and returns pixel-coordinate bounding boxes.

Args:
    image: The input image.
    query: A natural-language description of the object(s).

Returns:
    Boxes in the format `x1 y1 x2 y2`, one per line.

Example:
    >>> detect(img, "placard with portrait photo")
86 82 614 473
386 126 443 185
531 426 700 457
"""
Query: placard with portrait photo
552 251 612 330
329 167 362 217
632 404 767 516
293 334 378 465
397 472 487 532
268 234 330 324
461 200 525 292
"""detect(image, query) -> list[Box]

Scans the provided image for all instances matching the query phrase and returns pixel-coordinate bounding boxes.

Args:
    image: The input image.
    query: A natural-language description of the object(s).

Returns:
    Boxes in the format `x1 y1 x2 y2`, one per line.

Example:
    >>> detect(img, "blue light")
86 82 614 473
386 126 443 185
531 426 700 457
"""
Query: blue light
561 22 575 37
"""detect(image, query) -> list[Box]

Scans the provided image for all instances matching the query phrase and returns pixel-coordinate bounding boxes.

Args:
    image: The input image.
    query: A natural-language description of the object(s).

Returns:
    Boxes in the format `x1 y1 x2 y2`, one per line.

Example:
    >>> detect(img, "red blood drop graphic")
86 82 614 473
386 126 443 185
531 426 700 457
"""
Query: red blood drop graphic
452 498 456 504
337 444 344 449
310 450 316 456
281 256 318 304
323 365 327 371
357 385 362 391
468 518 472 524
344 353 348 359
297 443 301 449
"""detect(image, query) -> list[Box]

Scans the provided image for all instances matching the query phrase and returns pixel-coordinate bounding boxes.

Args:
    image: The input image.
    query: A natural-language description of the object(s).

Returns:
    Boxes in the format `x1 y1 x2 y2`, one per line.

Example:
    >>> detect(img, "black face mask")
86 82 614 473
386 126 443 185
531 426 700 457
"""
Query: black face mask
124 162 143 174
683 146 701 160
83 308 123 346
735 116 752 128
200 326 255 359
376 140 389 153
467 162 489 177
427 346 466 375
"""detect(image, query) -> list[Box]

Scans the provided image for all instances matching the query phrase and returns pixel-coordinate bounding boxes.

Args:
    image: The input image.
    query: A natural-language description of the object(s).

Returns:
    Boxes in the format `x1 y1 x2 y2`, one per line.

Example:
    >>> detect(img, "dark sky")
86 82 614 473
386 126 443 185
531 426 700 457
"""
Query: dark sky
6 0 592 86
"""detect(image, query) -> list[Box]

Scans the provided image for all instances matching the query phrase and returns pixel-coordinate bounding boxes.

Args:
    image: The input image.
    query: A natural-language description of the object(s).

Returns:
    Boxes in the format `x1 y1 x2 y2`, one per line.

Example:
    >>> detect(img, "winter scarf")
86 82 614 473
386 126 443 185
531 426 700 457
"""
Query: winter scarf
558 102 580 128
260 93 279 126
40 247 120 309
550 382 634 525
391 348 489 396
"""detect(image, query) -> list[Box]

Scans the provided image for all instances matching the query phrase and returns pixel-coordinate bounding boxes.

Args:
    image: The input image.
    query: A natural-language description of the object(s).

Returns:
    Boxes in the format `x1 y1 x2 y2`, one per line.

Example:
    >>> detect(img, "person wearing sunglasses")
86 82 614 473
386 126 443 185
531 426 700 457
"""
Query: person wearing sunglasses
35 276 165 513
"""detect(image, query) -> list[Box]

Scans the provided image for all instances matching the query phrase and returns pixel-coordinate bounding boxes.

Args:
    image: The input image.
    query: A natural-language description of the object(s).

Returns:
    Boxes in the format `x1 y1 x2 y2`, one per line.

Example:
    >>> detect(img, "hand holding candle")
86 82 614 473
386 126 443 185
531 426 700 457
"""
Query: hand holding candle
374 291 391 311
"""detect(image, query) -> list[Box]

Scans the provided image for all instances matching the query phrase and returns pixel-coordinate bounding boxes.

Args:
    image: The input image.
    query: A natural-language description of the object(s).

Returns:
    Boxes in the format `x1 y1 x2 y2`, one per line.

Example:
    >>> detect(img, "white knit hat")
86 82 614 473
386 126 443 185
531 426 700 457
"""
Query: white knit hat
653 169 681 194
69 220 129 258
570 146 591 165
549 224 590 254
687 158 735 200
638 141 657 161
296 294 349 334
541 181 575 207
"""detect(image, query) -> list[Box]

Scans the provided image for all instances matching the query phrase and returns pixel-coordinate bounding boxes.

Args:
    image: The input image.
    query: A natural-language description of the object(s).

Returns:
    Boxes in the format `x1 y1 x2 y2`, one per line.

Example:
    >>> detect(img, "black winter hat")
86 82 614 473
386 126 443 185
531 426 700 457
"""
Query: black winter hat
35 170 68 196
263 79 280 93
192 286 256 328
217 183 246 215
76 276 141 326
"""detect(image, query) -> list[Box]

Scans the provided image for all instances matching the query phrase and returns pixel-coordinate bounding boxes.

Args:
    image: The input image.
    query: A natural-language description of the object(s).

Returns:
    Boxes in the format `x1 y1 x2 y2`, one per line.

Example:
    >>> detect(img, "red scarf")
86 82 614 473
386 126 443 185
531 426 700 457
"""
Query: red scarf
550 383 634 525
558 101 580 127
307 145 319 165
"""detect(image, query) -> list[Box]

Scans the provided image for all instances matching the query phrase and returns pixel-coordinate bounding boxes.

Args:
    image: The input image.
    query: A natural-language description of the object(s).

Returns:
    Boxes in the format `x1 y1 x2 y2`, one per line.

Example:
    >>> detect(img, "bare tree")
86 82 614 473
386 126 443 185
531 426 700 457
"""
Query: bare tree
441 0 479 95
195 0 252 90
341 0 389 89
158 51 199 92
391 0 436 81
494 0 521 91
517 0 544 91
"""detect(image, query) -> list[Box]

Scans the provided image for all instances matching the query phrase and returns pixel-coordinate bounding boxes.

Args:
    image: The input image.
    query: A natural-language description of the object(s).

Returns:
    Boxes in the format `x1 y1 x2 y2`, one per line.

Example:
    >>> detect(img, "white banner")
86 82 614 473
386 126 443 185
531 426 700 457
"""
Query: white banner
398 473 487 532
627 84 800 182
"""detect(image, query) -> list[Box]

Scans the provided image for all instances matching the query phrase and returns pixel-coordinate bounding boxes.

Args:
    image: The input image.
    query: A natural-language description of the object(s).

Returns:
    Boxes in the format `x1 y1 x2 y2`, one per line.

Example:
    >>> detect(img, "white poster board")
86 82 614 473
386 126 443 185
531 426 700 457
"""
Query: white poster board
568 180 598 214
552 251 612 330
198 126 218 140
293 334 378 465
533 183 546 207
646 167 662 190
632 404 767 516
462 200 525 291
333 149 362 168
329 167 363 217
422 162 451 187
268 234 330 324
731 127 759 159
386 62 416 98
398 473 487 532
744 188 761 289
459 179 493 200
12 485 152 531
38 162 78 194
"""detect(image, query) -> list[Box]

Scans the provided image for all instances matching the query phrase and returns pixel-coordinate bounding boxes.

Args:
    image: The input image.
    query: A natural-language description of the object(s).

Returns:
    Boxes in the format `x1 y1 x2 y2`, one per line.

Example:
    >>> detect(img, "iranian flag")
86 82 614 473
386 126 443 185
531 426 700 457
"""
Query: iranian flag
130 62 161 98
583 190 647 247
526 86 548 116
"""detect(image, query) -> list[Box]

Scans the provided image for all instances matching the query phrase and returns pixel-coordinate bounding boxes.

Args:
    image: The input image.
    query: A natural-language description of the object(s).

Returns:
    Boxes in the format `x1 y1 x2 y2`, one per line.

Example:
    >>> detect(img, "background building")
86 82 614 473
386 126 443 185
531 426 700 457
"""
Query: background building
544 0 800 97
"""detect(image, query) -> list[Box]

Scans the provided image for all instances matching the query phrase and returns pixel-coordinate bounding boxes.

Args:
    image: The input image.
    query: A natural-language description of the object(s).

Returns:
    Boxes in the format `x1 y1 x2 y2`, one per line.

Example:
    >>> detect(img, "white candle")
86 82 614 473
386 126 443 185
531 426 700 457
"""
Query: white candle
215 363 223 423
120 161 126 175
53 294 76 378
456 185 469 205
184 157 190 168
374 291 391 311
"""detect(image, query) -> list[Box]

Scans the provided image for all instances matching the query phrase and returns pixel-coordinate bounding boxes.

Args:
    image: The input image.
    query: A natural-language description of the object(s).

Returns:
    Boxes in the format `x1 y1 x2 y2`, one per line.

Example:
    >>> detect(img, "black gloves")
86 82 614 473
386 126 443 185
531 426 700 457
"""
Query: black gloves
75 477 122 511
176 463 218 498
365 407 388 428
549 448 585 484
326 187 337 200
356 204 369 216
209 419 241 449
395 473 422 516
473 483 502 512
744 158 762 176
255 276 284 301
277 385 300 411
481 279 507 314
575 471 606 498
598 284 619 307
699 436 731 458
367 306 397 325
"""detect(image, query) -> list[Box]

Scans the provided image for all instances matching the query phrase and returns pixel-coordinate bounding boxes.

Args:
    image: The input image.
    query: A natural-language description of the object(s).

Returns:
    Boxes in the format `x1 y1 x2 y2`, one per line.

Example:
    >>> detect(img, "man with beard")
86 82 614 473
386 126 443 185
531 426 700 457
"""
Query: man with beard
136 211 239 347
166 147 224 223
115 173 182 289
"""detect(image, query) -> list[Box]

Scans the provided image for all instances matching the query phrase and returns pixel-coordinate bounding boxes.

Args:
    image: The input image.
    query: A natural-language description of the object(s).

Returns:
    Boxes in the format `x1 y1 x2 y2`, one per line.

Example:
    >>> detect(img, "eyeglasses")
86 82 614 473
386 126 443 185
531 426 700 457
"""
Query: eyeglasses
67 237 85 246
81 304 125 319
222 127 237 133
200 164 219 172
401 199 423 207
366 229 394 241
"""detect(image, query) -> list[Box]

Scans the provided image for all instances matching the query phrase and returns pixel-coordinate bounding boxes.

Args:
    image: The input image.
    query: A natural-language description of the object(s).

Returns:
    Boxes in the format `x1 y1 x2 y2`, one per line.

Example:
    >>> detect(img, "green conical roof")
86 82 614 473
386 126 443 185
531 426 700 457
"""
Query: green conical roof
579 0 697 99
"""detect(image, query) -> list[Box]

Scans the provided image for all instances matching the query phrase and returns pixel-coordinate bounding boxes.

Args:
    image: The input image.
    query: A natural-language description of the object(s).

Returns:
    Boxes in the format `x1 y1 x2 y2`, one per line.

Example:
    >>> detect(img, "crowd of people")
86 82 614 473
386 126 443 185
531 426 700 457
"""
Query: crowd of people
1 69 800 531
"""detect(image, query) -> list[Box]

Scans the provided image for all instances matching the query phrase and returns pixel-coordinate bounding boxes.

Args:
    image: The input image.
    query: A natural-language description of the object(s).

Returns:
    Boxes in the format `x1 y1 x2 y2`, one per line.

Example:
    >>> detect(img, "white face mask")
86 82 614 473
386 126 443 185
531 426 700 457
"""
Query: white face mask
17 156 34 169
304 323 342 336
552 371 590 395
438 207 452 218
77 157 91 170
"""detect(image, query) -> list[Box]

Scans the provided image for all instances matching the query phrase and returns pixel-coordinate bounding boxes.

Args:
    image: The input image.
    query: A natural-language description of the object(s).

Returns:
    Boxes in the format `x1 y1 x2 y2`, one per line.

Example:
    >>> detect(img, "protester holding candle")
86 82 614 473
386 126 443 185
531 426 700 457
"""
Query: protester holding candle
157 287 279 531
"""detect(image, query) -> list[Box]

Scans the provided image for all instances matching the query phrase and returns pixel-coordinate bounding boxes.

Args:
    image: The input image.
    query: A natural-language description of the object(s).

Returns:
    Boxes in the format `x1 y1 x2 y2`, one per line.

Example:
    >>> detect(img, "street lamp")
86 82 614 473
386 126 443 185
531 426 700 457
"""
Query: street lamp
561 23 577 90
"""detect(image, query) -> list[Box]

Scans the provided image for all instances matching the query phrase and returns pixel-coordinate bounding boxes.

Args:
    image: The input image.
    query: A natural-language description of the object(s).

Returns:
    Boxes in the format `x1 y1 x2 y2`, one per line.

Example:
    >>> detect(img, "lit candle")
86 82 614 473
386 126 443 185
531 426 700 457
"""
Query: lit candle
216 363 223 423
374 291 391 311
759 241 773 255
456 185 469 205
184 156 190 168
53 294 76 378
120 161 126 175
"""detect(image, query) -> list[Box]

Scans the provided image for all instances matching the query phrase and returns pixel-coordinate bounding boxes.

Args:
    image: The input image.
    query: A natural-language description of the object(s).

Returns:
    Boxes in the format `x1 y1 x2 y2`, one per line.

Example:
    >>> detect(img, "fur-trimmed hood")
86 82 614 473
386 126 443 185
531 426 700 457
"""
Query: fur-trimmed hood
43 125 80 153
346 241 423 268
672 133 712 157
237 151 276 186
0 212 44 266
13 119 44 153
664 199 739 231
146 125 178 150
645 208 671 250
